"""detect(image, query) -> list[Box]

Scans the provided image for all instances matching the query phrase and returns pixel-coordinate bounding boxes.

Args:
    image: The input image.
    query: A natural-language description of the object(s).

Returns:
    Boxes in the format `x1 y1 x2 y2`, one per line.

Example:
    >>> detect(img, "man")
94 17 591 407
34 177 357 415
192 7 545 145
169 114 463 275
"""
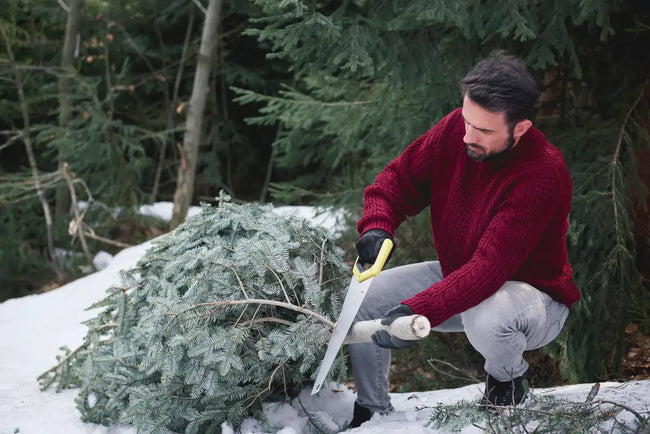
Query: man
348 52 581 428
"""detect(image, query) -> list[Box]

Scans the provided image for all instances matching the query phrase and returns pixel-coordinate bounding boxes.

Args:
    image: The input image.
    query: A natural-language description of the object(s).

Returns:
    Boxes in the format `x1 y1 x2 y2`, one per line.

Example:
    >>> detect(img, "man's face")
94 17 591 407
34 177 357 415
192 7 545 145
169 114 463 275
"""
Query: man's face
461 95 517 162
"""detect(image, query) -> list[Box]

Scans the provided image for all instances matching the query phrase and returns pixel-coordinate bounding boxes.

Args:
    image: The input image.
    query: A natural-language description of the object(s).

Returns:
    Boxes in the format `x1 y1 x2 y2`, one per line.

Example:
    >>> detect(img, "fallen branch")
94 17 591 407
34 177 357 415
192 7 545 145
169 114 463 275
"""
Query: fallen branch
590 399 646 424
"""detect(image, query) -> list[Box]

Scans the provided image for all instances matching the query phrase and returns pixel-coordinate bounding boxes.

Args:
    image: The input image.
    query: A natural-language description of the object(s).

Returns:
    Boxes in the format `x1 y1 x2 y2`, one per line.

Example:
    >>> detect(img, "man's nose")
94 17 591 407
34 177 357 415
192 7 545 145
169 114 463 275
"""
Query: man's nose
463 125 479 144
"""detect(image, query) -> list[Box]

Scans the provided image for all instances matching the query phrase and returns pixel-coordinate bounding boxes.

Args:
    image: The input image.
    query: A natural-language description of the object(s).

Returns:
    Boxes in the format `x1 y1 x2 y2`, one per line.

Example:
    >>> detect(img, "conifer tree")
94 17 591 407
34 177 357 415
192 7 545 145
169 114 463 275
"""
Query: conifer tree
39 196 348 432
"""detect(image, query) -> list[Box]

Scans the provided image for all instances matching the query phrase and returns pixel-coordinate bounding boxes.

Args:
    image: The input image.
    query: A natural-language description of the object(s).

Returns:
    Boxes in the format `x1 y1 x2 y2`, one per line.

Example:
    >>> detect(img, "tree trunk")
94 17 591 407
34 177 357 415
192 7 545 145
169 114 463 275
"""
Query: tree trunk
56 0 84 217
170 0 223 229
0 23 61 278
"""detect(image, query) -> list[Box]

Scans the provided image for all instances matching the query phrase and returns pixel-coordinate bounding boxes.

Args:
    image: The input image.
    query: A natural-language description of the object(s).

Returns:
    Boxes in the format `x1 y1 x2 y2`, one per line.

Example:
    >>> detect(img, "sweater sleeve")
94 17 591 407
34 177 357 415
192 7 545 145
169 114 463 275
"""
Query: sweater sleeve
357 110 459 236
401 164 571 327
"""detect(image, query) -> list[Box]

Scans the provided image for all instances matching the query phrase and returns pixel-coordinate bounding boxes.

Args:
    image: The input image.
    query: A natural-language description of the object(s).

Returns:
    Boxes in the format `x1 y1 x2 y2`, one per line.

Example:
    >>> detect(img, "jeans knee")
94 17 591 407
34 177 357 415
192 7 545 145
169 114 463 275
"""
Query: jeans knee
463 304 512 343
354 285 393 321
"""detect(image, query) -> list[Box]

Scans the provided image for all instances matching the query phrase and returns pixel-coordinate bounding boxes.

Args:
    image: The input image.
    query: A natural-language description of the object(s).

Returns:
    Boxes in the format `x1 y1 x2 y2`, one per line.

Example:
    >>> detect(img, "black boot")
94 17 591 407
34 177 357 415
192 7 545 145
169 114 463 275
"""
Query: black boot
349 402 373 428
480 372 527 408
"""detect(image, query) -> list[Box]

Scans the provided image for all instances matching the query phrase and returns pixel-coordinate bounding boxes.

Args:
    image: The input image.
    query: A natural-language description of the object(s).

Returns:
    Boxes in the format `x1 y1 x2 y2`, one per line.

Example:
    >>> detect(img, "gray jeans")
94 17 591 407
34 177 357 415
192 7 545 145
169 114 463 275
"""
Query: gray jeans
349 261 569 413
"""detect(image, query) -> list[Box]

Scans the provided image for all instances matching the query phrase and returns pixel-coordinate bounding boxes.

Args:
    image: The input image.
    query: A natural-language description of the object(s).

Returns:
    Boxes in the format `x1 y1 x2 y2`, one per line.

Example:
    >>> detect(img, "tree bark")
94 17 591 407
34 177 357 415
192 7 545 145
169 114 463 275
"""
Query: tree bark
170 0 223 229
0 22 61 278
56 0 84 217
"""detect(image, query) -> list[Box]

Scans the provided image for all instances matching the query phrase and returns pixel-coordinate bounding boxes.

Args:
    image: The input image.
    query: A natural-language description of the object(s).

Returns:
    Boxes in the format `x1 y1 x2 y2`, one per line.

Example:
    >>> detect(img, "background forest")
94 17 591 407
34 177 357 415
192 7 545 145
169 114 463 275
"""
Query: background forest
0 0 648 390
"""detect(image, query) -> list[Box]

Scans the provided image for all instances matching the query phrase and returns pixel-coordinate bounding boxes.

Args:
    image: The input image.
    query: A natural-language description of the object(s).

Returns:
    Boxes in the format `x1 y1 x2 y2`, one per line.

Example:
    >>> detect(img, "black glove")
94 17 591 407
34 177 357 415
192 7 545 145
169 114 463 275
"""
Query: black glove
355 229 394 266
371 304 416 350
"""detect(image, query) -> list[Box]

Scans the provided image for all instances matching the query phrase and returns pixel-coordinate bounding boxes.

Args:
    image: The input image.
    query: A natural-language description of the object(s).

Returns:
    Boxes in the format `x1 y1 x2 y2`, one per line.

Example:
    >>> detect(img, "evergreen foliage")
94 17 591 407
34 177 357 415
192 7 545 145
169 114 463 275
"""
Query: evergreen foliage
548 106 648 382
39 197 348 432
428 391 648 433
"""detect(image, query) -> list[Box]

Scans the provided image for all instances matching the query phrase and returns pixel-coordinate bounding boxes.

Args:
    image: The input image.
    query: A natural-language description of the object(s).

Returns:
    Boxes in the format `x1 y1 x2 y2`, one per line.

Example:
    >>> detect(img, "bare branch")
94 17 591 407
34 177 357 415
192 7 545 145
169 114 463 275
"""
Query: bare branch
584 382 600 403
318 238 326 291
56 0 70 13
590 399 646 424
0 130 22 152
264 265 292 304
180 299 335 329
239 317 294 328
427 358 482 383
62 162 94 267
191 0 207 14
223 265 249 299
80 228 132 248
243 359 288 411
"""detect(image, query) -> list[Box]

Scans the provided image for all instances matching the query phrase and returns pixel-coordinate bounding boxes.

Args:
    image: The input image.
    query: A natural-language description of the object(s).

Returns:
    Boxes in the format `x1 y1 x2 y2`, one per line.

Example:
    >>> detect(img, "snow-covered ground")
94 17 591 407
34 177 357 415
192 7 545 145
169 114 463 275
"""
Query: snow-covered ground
1 204 648 433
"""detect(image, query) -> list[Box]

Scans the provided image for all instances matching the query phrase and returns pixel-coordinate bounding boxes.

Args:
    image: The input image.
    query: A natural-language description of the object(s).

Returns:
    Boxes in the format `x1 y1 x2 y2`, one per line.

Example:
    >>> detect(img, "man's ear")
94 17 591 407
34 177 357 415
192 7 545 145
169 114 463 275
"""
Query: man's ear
513 119 532 142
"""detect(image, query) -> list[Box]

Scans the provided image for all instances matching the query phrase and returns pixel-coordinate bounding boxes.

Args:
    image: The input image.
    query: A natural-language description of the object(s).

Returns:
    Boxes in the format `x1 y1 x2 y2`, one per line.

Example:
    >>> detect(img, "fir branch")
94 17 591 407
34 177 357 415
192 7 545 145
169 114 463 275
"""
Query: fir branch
296 395 337 434
611 81 647 231
37 343 88 390
178 299 335 329
243 358 289 411
239 317 294 327
318 238 326 291
264 264 293 303
223 264 249 299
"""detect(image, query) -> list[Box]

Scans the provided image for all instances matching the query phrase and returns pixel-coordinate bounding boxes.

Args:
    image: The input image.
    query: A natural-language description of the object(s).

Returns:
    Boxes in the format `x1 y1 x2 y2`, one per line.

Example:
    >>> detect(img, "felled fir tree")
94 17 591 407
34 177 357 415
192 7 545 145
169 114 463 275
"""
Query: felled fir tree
39 196 348 433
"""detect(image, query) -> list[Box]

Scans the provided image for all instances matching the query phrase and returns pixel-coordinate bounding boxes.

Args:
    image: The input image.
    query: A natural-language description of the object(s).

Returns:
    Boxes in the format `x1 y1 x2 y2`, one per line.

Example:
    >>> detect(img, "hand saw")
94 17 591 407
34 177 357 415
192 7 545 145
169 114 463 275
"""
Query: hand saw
311 239 394 395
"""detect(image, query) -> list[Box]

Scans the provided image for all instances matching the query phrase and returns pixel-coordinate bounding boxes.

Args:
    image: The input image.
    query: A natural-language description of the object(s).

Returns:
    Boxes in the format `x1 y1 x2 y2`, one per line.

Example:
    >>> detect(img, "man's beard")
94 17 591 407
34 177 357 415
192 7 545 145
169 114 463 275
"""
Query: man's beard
466 129 516 162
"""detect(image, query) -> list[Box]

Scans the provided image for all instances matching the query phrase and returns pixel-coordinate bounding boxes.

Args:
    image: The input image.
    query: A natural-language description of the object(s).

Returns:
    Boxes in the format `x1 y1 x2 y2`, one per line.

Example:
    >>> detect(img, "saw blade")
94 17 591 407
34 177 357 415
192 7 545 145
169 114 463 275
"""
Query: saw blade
311 266 372 395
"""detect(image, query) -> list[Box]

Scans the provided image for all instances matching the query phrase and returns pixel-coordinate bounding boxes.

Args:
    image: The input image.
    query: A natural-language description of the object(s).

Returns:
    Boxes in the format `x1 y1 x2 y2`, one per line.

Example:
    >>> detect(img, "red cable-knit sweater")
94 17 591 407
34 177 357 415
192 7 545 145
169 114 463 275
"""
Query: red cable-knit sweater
357 108 581 327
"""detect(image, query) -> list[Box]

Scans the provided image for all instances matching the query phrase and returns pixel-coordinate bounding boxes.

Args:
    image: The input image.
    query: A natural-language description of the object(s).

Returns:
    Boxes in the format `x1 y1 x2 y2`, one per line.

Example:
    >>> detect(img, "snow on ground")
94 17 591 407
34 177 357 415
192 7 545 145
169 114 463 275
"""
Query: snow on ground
1 203 648 433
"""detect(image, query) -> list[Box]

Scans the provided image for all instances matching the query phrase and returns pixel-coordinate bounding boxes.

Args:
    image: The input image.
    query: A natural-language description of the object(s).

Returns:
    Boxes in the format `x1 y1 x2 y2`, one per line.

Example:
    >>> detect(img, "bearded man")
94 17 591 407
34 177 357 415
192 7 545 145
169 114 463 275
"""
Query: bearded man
348 51 580 427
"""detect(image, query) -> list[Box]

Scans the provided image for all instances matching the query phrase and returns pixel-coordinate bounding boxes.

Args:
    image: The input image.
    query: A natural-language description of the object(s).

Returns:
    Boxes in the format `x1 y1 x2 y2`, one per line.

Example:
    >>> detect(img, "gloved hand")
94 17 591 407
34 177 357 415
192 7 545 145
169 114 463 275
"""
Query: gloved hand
355 229 394 265
371 304 416 350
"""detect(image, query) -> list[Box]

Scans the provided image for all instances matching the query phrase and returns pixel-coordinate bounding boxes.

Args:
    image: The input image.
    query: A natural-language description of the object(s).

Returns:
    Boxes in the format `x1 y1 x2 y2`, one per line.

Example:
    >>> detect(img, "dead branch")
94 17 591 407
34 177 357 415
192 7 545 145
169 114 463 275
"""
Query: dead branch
56 0 70 13
584 382 600 402
264 264 292 304
80 227 132 248
191 0 207 14
62 162 94 267
590 399 646 424
0 130 23 152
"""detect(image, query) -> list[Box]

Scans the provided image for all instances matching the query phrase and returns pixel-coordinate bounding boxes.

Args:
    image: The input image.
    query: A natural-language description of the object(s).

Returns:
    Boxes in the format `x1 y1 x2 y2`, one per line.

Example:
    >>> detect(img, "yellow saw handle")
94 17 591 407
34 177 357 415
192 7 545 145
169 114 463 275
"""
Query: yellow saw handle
353 238 393 282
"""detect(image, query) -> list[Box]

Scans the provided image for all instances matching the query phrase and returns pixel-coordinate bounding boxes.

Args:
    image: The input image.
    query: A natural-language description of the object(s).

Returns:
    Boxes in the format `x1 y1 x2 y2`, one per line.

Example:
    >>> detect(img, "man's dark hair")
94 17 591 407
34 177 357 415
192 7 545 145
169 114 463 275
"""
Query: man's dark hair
460 51 539 124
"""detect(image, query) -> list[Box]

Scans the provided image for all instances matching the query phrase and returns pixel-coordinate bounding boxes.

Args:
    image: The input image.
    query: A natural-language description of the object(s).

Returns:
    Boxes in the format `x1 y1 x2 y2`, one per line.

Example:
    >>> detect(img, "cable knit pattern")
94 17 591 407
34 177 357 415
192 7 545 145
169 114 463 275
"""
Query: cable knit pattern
357 108 581 327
